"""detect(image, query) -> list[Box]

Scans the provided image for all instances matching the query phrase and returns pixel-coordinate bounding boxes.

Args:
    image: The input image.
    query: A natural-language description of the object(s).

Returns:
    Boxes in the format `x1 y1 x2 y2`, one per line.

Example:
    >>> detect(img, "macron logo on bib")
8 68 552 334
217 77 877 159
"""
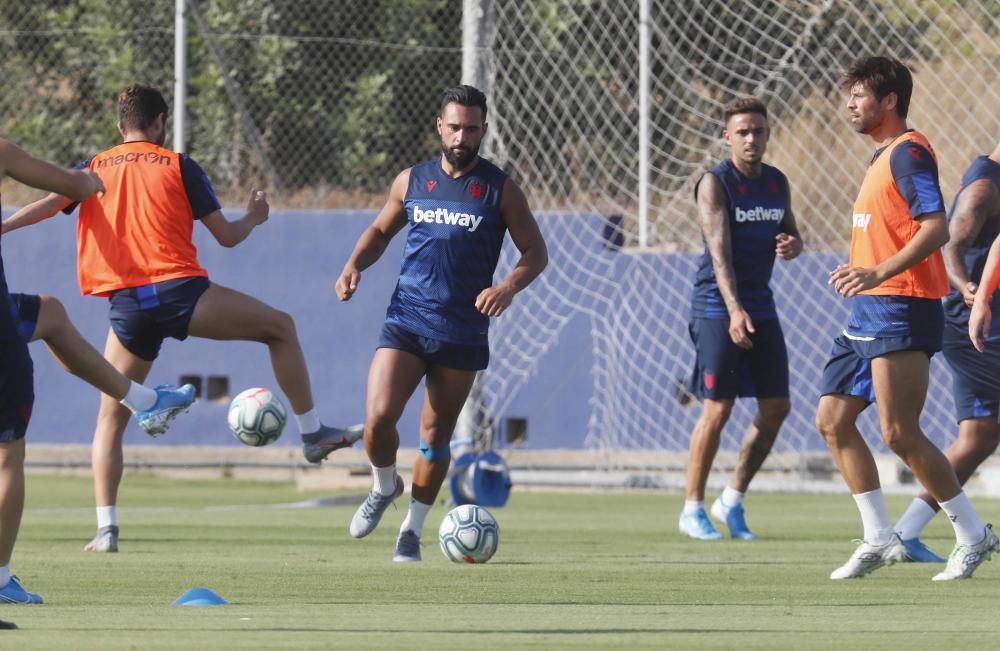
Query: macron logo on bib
413 206 484 232
734 206 784 223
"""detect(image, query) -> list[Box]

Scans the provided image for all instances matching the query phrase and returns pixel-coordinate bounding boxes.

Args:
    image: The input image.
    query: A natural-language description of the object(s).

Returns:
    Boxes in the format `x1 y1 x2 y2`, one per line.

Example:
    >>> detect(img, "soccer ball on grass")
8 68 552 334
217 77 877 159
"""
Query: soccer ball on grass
438 504 500 563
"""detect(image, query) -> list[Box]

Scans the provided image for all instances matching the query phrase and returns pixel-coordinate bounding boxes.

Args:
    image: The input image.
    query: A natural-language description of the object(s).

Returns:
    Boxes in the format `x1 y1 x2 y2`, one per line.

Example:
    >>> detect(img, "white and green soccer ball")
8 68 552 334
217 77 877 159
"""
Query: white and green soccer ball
438 504 500 564
227 387 286 447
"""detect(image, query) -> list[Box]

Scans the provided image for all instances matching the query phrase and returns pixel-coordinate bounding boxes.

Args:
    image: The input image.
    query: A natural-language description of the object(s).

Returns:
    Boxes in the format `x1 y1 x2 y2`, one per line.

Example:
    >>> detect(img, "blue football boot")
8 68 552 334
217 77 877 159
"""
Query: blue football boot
901 537 945 563
0 576 43 604
678 507 722 540
711 496 758 540
135 384 196 436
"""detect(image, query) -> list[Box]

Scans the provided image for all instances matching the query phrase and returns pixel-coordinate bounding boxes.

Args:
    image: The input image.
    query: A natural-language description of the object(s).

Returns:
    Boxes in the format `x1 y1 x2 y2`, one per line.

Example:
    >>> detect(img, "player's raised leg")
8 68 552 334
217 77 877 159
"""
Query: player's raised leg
86 328 153 553
712 396 789 540
28 295 194 437
350 348 426 539
393 364 477 562
681 398 731 540
186 282 362 463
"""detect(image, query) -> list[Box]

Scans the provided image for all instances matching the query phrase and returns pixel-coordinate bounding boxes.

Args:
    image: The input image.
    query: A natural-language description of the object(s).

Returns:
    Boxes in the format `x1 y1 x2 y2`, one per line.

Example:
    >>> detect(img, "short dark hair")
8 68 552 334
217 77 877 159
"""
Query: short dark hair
723 96 768 124
841 56 912 119
440 85 487 120
119 84 168 131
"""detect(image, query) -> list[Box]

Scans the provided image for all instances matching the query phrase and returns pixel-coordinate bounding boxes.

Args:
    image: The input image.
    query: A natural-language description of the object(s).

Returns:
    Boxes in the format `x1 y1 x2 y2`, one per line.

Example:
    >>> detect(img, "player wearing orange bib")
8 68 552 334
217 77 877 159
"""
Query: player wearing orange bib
5 85 361 553
815 57 997 581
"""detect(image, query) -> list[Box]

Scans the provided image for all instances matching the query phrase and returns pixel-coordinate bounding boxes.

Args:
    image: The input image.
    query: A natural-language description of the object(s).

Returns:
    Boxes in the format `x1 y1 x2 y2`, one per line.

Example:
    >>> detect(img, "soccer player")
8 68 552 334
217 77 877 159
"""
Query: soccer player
816 56 997 580
336 85 547 562
0 137 195 602
893 140 1000 562
679 97 802 541
4 85 361 553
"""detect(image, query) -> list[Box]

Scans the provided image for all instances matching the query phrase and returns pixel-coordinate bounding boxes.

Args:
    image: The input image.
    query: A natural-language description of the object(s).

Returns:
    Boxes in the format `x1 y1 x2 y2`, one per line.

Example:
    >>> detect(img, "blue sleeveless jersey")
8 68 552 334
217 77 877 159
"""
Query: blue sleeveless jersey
386 157 508 345
690 159 789 321
943 156 1000 336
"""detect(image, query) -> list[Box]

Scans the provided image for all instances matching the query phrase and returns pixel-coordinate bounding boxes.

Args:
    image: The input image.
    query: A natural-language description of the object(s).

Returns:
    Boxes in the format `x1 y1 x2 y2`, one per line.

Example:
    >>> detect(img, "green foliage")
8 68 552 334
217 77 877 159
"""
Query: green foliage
0 0 460 196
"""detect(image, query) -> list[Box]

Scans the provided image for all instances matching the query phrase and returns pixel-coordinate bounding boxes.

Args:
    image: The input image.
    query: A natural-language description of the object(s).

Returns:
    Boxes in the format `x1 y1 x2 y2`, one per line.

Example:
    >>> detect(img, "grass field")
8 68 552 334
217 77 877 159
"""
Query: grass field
4 474 1000 650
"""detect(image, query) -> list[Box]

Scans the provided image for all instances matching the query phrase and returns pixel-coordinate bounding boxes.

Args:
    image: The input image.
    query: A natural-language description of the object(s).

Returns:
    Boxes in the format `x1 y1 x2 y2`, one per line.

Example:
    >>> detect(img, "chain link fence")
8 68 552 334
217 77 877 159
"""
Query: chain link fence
0 0 462 206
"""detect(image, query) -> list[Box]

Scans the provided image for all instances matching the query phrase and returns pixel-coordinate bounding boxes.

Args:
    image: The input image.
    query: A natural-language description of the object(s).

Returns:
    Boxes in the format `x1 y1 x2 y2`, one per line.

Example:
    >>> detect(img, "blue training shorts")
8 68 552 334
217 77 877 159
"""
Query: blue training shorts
8 293 41 343
819 333 940 404
687 316 789 400
942 325 1000 423
0 336 33 442
108 277 210 361
377 322 489 371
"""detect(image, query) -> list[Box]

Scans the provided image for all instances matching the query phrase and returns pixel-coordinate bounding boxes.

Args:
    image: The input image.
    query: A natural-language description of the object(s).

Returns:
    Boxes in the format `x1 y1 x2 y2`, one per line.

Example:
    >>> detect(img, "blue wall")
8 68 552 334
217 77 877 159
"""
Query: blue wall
2 208 956 451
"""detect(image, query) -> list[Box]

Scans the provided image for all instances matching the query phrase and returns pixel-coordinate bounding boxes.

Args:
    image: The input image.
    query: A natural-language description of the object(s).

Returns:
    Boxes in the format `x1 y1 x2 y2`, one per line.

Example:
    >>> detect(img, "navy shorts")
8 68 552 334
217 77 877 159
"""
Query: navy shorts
942 325 1000 423
378 322 489 371
687 317 789 400
819 333 940 404
0 336 33 442
5 292 41 343
109 277 210 361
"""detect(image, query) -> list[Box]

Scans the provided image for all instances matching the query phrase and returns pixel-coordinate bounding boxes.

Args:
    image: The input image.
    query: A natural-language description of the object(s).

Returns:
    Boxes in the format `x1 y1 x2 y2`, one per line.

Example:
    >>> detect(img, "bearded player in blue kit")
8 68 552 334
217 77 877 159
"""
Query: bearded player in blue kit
335 85 547 562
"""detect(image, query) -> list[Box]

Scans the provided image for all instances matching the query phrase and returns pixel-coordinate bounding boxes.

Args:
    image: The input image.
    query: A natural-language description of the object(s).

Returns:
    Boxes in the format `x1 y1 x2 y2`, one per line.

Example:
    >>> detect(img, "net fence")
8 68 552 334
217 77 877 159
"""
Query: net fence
2 1 999 462
476 0 1000 461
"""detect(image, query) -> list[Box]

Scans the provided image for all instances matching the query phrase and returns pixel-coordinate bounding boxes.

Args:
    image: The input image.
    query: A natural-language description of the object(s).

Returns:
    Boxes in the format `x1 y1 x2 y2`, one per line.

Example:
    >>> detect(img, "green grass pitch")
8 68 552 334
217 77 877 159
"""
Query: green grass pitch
4 474 999 650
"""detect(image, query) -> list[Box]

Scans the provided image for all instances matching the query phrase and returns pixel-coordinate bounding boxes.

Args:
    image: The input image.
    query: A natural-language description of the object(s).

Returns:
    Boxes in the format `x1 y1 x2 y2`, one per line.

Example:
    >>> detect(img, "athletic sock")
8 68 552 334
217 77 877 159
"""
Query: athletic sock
120 382 156 413
852 489 894 545
0 565 9 588
683 500 705 515
400 499 432 537
894 498 937 540
372 464 398 496
939 491 987 546
295 408 321 437
97 505 117 530
721 486 745 508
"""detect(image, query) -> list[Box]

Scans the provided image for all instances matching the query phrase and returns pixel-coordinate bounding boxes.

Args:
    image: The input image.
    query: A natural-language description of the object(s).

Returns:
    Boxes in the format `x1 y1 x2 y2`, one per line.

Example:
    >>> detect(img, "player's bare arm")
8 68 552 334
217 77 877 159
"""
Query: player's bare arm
335 169 411 301
1 193 74 235
0 138 102 201
831 211 949 297
698 172 753 349
200 189 269 248
944 179 998 306
775 185 803 260
474 178 547 317
969 233 1000 352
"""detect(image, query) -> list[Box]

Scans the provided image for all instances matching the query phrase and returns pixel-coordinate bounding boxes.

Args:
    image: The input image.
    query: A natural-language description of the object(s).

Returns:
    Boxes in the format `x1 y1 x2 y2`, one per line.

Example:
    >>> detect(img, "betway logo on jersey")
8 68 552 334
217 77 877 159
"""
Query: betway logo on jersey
734 206 784 223
853 213 872 232
412 206 484 232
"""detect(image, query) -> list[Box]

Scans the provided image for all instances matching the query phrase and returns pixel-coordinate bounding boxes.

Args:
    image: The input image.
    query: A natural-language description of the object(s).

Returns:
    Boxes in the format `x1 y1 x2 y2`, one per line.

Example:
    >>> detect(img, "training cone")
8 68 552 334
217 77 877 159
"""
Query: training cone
172 587 228 606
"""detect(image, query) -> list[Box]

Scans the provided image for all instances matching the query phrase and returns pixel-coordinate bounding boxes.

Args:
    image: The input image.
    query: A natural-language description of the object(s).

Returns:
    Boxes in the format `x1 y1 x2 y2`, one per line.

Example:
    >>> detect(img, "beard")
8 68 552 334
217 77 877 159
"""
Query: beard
443 143 479 169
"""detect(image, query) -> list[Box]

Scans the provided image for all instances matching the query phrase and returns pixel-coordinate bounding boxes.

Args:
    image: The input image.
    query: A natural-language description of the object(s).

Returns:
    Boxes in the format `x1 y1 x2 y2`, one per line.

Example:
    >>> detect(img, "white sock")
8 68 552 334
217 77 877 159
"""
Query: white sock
372 464 398 496
894 498 937 540
721 486 745 508
295 408 321 436
939 491 987 545
120 382 156 413
0 565 9 587
683 500 704 515
852 489 894 545
97 505 117 530
400 499 432 537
